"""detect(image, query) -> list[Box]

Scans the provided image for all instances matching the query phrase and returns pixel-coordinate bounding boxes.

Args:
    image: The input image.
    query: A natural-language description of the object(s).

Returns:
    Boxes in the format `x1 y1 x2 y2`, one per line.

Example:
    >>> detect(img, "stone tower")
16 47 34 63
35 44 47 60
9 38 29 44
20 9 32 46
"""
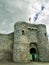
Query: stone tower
13 21 48 63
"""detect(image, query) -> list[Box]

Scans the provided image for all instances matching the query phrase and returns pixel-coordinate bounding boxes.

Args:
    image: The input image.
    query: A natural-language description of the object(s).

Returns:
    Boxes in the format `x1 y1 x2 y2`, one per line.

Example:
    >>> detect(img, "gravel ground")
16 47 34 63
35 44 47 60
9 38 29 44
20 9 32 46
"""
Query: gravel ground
0 62 49 65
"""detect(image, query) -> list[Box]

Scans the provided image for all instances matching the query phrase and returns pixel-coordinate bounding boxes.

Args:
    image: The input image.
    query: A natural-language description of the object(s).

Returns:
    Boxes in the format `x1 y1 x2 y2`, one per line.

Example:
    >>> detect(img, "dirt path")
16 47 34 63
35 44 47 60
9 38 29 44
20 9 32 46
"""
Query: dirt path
0 62 49 65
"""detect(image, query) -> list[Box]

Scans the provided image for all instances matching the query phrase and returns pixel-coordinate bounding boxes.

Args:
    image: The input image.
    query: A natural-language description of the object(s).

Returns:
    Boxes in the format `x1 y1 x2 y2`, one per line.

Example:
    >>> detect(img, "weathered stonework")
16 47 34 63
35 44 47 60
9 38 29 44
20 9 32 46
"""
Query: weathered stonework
13 21 48 63
0 21 48 63
0 33 14 62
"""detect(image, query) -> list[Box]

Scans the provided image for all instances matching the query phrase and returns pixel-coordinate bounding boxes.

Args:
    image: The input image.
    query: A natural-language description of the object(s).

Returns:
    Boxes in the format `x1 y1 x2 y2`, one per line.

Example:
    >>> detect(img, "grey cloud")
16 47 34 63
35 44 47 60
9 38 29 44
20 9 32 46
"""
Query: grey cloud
0 0 29 33
0 0 49 34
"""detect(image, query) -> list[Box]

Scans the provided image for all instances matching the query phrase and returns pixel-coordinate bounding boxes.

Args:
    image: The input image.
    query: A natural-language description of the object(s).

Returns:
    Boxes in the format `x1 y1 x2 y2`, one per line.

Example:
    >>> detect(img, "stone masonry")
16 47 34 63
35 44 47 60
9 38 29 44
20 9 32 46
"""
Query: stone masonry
0 21 49 63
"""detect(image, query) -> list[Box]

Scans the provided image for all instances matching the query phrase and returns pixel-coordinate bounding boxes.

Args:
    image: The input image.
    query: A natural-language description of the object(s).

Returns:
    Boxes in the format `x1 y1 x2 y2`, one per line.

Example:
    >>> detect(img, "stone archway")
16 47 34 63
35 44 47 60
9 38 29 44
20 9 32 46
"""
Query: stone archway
30 43 38 61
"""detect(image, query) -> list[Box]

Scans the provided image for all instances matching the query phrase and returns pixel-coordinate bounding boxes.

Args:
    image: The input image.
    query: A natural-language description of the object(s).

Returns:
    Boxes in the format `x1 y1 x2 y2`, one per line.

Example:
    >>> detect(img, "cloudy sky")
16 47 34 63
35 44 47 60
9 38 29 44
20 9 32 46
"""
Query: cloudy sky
0 0 49 38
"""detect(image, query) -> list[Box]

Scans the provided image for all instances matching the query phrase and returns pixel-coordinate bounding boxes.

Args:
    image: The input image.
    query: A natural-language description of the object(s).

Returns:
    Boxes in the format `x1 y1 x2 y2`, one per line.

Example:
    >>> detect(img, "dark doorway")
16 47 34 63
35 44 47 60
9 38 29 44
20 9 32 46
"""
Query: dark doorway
30 48 38 61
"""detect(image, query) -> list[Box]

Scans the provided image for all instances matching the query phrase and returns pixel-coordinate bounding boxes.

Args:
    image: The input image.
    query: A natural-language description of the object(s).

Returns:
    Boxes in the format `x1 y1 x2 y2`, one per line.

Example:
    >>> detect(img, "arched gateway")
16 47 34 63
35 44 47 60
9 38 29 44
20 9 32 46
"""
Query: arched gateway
30 43 39 61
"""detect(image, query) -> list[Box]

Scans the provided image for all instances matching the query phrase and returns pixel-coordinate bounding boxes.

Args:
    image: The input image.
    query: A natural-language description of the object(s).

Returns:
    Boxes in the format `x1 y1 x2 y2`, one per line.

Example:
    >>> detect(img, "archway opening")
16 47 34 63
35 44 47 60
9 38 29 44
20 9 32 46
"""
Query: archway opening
30 47 38 61
30 48 36 61
30 48 36 54
30 42 39 61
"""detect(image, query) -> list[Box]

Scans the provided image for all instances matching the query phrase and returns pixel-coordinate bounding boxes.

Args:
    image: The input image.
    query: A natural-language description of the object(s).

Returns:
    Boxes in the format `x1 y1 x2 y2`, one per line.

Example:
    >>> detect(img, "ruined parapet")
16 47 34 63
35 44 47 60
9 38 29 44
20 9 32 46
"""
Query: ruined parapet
0 32 14 62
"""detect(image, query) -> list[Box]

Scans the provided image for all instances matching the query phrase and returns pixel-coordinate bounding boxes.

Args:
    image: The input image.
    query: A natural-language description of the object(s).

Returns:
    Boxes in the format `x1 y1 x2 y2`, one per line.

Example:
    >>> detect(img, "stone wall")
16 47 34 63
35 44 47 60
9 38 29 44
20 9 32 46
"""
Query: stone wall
0 21 48 63
13 22 30 63
0 33 14 62
13 21 48 63
37 25 48 61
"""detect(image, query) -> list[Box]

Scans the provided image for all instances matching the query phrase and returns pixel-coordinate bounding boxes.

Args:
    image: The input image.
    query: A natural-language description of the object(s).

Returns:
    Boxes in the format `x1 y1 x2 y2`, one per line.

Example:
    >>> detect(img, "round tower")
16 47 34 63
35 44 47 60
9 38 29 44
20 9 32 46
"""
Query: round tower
13 22 30 63
37 24 48 61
